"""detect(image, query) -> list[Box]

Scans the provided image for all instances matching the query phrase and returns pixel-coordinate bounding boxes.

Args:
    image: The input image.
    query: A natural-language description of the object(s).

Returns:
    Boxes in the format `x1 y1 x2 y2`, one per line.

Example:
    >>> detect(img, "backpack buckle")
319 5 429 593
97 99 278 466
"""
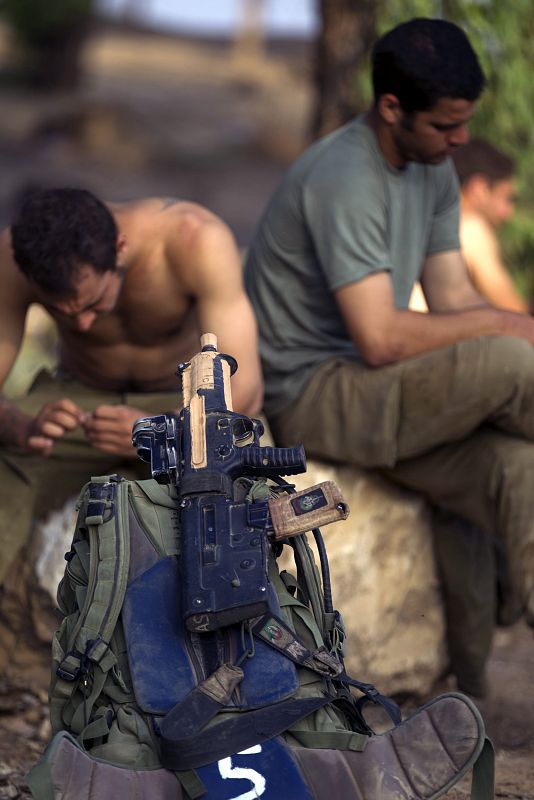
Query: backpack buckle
56 650 83 682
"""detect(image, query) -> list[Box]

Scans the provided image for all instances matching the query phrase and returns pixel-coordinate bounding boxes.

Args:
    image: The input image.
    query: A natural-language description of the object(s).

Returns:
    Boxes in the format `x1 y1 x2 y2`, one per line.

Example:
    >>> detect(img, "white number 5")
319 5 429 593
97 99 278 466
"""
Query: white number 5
218 744 267 799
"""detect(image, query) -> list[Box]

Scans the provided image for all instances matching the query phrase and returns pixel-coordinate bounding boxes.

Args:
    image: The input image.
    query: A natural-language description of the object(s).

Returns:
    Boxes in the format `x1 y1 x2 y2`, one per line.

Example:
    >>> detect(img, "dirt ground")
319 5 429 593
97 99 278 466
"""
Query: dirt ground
0 21 532 799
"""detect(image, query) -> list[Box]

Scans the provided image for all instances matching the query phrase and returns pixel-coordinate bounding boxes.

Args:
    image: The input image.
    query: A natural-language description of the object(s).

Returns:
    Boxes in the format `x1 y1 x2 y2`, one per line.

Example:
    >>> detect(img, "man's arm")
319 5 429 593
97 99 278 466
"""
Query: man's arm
335 250 534 367
461 217 528 313
179 217 263 416
83 212 263 458
0 235 85 454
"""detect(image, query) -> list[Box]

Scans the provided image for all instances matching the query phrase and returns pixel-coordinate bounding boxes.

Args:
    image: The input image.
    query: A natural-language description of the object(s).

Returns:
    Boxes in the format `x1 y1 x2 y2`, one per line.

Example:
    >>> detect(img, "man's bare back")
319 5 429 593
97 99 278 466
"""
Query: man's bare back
460 208 527 314
0 190 262 456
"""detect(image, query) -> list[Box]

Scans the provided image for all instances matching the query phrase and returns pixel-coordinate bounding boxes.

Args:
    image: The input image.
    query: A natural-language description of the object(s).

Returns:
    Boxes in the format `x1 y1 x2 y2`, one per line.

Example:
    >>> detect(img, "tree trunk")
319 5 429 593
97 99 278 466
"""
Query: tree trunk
28 20 92 91
2 0 95 91
311 0 379 140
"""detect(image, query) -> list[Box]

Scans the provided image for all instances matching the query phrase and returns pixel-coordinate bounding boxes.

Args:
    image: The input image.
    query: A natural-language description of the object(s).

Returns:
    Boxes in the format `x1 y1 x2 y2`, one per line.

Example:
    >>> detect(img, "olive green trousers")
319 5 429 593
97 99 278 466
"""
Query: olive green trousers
270 336 533 692
0 370 181 584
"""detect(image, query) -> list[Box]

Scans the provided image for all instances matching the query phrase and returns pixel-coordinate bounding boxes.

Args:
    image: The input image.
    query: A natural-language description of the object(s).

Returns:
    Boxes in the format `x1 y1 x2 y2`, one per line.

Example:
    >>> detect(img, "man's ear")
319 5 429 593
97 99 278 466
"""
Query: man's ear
377 93 403 125
116 233 128 259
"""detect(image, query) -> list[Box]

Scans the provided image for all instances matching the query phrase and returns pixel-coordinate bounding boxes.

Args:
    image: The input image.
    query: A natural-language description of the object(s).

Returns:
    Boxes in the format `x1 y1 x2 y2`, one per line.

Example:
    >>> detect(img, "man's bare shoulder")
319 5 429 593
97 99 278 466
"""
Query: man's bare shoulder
115 196 223 229
114 197 240 299
460 211 499 261
460 210 494 241
116 197 232 257
153 200 239 280
160 198 231 244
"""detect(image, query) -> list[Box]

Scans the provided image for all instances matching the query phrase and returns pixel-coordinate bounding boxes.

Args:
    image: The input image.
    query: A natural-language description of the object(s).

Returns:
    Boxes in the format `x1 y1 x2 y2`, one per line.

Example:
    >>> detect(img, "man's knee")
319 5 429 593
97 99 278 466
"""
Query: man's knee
486 437 534 501
451 336 534 430
479 335 534 382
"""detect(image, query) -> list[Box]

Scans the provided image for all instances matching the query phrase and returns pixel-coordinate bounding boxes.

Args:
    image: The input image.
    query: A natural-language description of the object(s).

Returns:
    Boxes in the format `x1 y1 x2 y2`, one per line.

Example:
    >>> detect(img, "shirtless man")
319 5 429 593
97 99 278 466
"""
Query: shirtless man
0 187 262 582
452 138 527 313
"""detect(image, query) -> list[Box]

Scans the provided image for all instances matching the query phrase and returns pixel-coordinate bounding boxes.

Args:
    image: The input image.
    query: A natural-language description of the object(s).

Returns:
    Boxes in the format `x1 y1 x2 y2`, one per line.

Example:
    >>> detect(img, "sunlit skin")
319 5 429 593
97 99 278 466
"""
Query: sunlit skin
27 265 129 453
39 264 127 333
0 197 263 457
459 176 526 313
466 177 517 229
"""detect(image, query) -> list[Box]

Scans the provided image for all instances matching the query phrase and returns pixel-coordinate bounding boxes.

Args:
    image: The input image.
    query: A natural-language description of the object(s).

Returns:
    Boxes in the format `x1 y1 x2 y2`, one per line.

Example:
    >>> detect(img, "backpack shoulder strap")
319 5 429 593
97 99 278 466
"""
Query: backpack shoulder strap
54 474 130 685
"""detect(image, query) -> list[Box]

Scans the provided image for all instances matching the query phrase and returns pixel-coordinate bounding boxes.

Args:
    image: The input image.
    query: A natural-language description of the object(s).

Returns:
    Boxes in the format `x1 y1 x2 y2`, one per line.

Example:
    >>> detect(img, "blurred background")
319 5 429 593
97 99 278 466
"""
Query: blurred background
1 0 534 395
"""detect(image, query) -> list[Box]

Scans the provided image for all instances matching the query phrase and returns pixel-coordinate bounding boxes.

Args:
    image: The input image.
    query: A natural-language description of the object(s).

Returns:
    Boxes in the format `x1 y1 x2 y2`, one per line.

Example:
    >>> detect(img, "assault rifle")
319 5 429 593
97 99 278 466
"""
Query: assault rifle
132 333 348 633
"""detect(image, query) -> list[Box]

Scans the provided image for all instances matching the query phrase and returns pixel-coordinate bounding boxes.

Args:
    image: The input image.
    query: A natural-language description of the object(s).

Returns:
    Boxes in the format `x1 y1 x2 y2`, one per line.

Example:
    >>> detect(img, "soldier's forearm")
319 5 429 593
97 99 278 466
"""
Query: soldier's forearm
0 395 33 448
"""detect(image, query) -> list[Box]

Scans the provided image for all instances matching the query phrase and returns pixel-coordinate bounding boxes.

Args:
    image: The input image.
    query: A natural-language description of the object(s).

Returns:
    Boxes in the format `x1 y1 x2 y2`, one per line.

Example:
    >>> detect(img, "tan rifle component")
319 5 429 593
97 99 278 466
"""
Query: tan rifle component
180 333 234 469
268 481 349 541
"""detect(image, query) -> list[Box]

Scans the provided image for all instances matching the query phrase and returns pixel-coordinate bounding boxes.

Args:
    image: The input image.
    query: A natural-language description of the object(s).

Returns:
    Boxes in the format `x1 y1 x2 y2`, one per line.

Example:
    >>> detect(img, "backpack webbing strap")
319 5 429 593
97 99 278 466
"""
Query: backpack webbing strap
174 770 207 800
161 663 245 741
159 693 333 771
54 476 130 696
471 737 495 800
289 728 368 752
337 671 402 727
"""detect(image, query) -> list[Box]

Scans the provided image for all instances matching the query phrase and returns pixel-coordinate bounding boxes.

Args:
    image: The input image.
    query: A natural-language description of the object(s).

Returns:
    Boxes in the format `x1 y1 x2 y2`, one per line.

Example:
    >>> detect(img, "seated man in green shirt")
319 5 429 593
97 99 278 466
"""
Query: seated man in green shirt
246 18 534 693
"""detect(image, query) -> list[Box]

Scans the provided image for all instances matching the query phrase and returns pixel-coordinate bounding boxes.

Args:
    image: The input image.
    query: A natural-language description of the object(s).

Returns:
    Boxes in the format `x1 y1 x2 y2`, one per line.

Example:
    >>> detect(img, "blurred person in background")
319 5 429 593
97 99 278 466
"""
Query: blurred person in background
452 138 528 313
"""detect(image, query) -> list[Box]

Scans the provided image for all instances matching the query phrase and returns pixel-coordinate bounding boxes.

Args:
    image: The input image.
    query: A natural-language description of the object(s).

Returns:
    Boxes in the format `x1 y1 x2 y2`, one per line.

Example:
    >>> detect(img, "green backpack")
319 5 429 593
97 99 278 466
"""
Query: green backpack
27 472 494 800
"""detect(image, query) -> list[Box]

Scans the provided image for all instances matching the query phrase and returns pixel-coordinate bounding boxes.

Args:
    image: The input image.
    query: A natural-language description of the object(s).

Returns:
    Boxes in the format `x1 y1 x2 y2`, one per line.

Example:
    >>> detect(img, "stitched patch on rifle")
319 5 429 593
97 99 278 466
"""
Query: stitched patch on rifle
291 488 328 516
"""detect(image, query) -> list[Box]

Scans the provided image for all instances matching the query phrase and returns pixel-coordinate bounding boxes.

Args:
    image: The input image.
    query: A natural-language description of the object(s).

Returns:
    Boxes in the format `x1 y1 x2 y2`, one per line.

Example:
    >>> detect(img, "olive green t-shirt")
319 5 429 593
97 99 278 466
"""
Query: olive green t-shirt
245 115 460 417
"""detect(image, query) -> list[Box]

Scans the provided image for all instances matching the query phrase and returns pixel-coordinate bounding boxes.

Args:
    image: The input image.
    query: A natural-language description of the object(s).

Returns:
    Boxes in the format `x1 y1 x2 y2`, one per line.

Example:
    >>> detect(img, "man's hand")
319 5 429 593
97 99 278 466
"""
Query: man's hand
27 398 85 456
82 404 146 458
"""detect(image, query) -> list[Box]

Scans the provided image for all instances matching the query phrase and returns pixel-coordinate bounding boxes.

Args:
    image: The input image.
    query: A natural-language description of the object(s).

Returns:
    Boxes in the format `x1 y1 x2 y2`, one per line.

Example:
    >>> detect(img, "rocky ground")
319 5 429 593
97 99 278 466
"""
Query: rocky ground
0 21 532 799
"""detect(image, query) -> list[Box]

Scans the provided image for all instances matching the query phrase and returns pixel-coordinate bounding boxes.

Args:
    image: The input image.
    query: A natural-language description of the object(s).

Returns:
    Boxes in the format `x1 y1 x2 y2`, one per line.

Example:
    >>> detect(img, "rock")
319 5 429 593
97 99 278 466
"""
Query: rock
290 462 447 698
0 497 79 688
34 500 78 602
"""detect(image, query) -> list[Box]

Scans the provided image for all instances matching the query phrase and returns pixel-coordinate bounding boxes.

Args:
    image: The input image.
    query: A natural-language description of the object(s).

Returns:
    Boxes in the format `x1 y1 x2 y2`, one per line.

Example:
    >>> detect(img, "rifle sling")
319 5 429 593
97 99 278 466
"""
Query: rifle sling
250 613 402 727
159 693 331 771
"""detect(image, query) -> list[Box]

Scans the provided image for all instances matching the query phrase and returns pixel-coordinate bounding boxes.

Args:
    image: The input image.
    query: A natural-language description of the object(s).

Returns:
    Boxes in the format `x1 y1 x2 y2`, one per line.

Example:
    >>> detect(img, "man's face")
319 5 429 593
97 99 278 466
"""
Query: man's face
481 178 517 228
392 97 476 166
41 265 125 332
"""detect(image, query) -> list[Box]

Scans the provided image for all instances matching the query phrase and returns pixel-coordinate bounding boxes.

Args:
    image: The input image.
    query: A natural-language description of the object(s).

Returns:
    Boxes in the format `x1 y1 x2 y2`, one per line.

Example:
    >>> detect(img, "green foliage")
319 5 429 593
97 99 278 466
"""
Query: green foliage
376 0 534 297
500 211 534 299
0 0 95 89
0 0 93 45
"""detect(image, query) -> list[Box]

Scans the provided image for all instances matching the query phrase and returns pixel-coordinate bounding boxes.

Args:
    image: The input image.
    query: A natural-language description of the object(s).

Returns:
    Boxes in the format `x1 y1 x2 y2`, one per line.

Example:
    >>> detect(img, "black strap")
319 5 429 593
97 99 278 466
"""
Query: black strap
337 672 402 727
471 737 495 800
160 664 244 741
159 694 331 770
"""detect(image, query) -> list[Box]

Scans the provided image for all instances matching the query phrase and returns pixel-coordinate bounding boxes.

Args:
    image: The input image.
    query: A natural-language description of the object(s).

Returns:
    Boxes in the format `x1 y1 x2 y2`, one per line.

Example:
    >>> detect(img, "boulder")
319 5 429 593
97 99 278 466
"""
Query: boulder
290 463 447 697
0 501 77 689
0 463 447 698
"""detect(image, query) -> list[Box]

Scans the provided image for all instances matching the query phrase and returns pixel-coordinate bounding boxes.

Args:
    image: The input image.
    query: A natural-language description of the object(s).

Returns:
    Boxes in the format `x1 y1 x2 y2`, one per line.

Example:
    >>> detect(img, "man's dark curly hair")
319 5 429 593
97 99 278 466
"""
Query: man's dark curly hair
10 187 118 296
372 18 485 113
